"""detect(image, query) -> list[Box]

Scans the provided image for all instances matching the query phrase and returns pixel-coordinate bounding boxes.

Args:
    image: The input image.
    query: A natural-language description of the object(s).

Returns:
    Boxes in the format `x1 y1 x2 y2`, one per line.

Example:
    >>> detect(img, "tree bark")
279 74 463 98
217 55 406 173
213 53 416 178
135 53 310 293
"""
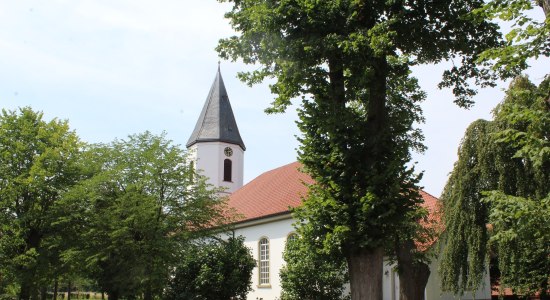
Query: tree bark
31 289 39 300
67 281 71 300
53 280 58 300
347 247 384 300
538 0 549 17
143 285 152 300
396 239 430 300
19 228 42 300
39 286 47 300
19 281 31 300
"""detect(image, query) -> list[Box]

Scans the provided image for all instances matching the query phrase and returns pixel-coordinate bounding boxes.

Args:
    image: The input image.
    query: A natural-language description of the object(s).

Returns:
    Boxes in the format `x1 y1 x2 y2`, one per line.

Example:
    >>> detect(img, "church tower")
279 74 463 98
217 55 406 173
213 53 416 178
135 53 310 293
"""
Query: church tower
186 67 245 194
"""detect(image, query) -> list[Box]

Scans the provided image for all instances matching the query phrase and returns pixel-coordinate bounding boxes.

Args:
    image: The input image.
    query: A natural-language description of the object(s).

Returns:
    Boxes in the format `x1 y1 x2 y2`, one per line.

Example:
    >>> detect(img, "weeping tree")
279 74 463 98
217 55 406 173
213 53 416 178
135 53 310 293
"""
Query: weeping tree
439 76 550 298
216 0 502 298
440 0 549 296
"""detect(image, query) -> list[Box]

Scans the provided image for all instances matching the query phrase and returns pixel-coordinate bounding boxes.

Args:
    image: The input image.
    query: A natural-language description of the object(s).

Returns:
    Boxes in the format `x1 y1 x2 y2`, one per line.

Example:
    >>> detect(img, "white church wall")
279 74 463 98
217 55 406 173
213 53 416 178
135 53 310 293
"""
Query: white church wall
233 215 295 300
189 141 244 194
424 254 492 300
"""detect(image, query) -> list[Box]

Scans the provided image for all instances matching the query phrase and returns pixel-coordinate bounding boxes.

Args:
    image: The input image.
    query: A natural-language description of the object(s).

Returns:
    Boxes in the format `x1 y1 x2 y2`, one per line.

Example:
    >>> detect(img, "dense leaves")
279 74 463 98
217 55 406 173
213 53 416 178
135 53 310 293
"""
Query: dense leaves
164 236 255 300
0 107 82 299
440 76 550 297
484 191 550 297
280 231 350 300
473 0 549 77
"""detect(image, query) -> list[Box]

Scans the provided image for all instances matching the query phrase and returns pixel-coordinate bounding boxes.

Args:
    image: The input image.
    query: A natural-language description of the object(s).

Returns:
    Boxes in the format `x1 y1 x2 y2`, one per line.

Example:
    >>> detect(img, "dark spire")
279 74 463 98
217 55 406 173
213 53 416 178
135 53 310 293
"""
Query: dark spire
186 67 246 150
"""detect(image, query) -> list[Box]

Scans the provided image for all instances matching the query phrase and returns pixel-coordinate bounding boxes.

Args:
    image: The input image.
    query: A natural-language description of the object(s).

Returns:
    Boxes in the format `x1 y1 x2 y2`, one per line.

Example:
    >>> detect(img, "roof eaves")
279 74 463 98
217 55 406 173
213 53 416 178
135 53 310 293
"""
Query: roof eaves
232 210 293 227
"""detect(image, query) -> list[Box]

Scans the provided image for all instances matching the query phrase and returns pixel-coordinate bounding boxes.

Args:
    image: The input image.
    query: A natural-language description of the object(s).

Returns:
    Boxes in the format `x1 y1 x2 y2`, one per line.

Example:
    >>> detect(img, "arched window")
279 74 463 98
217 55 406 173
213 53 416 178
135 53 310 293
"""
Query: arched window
284 233 299 261
223 159 232 182
287 232 298 243
258 237 270 285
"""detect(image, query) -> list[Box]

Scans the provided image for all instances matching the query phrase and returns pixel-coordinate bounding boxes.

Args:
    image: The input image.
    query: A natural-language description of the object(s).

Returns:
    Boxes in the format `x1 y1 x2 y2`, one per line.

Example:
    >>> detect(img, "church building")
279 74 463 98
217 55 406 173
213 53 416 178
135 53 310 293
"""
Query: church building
186 68 493 300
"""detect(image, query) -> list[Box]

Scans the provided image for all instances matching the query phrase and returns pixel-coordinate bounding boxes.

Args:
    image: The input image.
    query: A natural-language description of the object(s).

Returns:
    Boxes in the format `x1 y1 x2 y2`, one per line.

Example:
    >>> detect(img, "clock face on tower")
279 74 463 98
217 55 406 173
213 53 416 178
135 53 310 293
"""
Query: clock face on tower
224 147 233 157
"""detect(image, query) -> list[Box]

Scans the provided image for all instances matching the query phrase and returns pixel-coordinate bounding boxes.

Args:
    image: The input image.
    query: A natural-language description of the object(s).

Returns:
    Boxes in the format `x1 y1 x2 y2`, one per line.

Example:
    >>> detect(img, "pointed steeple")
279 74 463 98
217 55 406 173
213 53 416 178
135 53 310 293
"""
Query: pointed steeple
186 67 246 150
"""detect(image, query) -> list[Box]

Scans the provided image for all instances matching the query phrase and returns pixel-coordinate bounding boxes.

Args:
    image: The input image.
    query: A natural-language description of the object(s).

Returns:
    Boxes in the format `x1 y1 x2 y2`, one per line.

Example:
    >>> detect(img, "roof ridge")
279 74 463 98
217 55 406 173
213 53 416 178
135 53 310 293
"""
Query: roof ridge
419 189 439 201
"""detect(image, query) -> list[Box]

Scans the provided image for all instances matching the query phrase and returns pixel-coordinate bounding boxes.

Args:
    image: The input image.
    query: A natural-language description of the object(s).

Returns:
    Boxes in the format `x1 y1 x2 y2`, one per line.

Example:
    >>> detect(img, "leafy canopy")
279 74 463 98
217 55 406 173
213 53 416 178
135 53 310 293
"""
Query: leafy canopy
218 0 502 108
0 107 82 299
473 0 549 77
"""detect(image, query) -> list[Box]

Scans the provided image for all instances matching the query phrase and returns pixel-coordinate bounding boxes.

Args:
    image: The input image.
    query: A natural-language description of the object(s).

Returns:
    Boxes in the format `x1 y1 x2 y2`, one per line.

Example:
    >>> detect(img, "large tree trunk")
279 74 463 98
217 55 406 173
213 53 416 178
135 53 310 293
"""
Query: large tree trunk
19 228 42 300
67 281 72 300
396 239 430 300
108 292 119 300
39 286 47 300
143 285 152 300
538 0 549 17
53 280 58 300
347 247 384 300
31 289 39 300
19 281 32 300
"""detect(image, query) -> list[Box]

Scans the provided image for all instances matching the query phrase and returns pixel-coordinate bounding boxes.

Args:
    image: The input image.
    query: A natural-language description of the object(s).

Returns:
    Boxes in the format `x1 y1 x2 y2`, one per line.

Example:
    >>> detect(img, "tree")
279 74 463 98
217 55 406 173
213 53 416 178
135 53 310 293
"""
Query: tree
164 236 255 300
280 229 350 300
0 107 82 299
55 132 229 300
473 0 549 78
216 1 501 298
439 76 549 298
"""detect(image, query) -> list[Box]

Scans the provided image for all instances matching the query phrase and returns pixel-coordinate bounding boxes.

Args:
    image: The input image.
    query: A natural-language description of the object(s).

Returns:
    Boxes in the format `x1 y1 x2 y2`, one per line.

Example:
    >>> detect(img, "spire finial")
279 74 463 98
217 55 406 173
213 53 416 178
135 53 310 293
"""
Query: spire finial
218 61 221 72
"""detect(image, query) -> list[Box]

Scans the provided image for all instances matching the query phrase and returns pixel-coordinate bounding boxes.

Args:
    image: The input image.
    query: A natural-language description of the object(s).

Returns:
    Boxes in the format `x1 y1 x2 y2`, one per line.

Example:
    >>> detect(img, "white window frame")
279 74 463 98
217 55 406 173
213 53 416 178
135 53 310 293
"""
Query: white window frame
258 237 270 287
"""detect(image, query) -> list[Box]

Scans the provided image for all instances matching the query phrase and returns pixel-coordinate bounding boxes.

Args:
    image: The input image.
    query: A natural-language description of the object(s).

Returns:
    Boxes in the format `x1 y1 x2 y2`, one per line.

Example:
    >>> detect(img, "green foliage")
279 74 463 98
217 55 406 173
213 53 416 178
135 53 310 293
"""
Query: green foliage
0 107 82 299
439 119 496 294
483 191 550 297
218 0 502 108
0 109 238 297
55 132 228 299
473 0 549 77
280 232 350 300
295 67 428 255
164 236 255 300
440 76 550 296
492 75 550 169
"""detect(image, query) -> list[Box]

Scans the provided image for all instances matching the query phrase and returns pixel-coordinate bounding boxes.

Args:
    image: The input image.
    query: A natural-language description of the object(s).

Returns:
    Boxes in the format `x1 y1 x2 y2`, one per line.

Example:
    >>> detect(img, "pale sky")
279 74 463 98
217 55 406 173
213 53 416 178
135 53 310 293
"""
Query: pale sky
1 1 548 197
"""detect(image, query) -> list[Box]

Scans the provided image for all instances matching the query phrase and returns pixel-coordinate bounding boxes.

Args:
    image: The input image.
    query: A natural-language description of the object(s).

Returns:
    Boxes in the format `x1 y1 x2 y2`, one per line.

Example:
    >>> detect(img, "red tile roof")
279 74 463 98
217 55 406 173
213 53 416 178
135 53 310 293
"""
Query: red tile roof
228 162 314 223
417 190 444 251
228 161 442 240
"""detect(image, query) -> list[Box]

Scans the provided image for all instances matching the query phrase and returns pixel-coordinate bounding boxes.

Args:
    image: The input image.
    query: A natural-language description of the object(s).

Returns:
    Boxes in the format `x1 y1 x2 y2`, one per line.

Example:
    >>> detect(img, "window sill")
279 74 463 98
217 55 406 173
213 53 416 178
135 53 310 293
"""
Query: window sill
257 284 272 289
